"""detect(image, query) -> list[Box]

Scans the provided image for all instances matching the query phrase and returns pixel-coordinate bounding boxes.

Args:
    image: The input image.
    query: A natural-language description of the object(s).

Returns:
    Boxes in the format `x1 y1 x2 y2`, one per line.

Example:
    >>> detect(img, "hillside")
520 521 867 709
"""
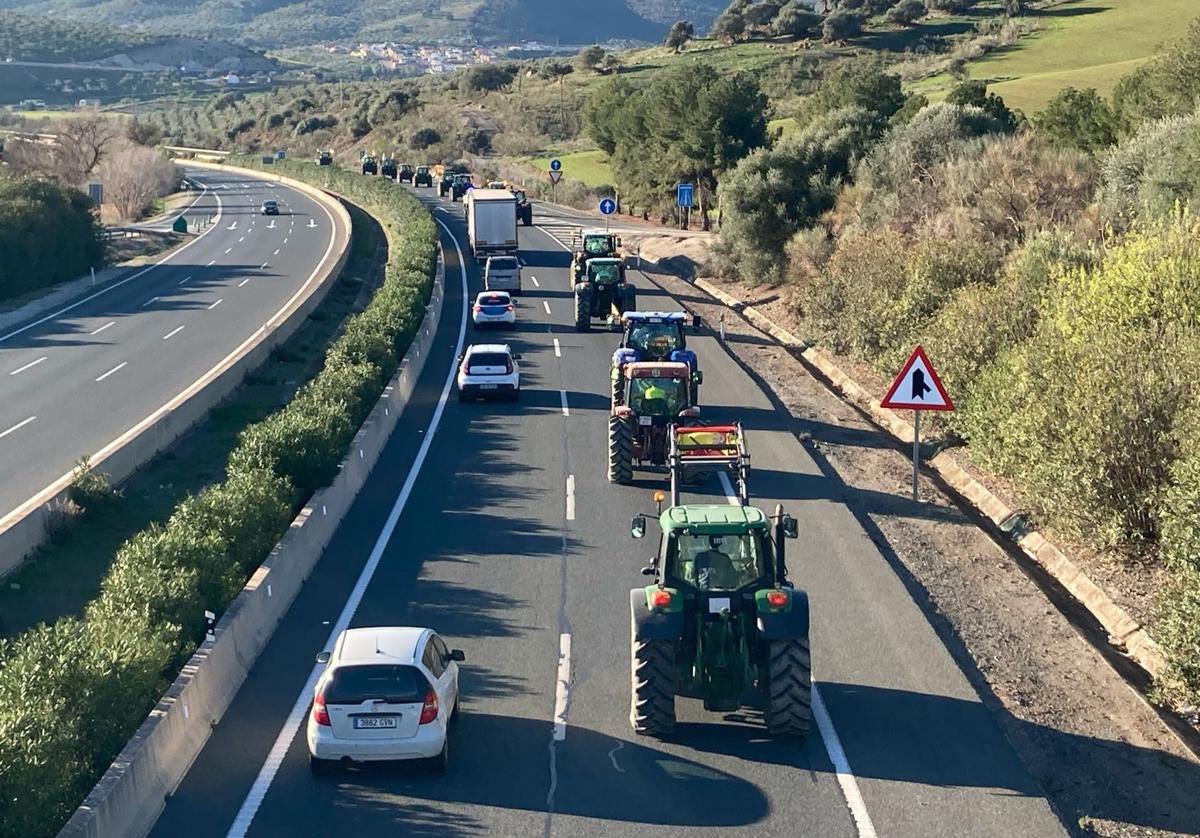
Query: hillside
0 0 721 47
918 0 1198 111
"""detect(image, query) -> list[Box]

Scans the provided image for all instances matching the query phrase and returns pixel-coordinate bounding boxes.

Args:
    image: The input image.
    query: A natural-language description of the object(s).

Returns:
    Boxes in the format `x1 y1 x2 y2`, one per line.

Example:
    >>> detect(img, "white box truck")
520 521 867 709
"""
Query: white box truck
466 188 519 261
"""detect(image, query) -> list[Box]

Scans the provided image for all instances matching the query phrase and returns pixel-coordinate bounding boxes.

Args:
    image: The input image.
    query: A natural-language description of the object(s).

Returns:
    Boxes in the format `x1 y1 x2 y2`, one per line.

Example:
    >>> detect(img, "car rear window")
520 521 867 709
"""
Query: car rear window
325 664 427 704
489 258 518 271
479 295 509 306
468 352 510 367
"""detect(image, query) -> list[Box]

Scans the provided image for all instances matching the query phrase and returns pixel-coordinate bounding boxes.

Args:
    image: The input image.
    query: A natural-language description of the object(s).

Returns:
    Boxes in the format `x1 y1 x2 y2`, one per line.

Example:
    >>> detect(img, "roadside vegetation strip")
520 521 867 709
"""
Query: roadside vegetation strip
0 162 437 838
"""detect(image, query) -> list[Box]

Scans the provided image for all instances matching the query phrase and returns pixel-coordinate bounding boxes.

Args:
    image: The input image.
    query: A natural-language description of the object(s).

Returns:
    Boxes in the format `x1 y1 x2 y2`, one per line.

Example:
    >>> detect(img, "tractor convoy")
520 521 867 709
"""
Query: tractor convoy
336 155 813 741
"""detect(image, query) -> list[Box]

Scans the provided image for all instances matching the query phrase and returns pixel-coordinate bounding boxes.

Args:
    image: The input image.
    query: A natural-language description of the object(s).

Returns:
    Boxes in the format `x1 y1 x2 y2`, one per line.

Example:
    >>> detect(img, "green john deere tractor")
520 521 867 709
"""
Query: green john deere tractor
574 257 636 332
571 229 621 283
361 155 378 175
316 150 333 166
628 435 810 738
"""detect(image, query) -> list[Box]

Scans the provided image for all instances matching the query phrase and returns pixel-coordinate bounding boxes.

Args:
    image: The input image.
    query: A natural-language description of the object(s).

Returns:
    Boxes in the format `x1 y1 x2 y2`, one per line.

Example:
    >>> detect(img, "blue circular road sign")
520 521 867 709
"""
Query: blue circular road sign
599 197 617 215
550 159 562 171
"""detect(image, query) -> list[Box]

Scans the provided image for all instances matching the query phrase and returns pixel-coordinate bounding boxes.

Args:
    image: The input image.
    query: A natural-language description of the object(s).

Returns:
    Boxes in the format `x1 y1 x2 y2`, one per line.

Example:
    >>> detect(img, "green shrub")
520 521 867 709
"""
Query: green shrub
1100 111 1200 224
1157 567 1200 706
67 456 120 513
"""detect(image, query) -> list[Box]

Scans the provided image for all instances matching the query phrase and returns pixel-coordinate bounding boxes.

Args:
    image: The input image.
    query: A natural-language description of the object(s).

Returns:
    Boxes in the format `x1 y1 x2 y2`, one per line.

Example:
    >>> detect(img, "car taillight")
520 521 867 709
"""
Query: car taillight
473 305 483 313
766 590 789 608
418 687 439 725
506 304 514 312
312 692 331 726
651 589 672 608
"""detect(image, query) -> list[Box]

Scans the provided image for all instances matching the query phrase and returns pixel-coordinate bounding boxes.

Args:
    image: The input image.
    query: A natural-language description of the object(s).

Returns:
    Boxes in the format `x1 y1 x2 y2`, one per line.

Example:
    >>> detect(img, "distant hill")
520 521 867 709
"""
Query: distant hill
0 0 724 47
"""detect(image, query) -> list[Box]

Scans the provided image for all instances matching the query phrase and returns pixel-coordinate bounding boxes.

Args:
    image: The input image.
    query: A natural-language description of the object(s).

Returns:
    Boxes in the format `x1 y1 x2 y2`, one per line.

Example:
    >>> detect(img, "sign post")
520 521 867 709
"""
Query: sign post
549 159 561 204
880 345 954 502
599 196 617 231
677 183 694 231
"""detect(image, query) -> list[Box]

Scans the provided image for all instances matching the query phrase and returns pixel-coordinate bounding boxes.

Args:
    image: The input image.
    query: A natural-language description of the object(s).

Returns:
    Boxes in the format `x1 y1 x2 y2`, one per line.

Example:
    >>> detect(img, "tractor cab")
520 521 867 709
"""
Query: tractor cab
316 150 333 166
581 230 619 257
649 505 781 593
613 312 702 406
361 155 378 175
608 363 699 483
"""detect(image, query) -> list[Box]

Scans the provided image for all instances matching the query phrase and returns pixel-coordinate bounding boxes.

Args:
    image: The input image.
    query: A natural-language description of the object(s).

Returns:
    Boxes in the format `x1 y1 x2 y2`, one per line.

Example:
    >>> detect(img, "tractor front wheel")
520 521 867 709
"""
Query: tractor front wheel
765 638 812 738
607 415 634 484
611 369 624 407
574 283 592 332
631 636 676 736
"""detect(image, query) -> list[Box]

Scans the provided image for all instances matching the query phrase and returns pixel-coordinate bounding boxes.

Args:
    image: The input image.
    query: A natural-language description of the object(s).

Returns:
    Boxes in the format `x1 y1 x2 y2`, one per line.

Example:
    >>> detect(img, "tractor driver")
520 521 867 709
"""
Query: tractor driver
694 536 741 590
629 378 686 416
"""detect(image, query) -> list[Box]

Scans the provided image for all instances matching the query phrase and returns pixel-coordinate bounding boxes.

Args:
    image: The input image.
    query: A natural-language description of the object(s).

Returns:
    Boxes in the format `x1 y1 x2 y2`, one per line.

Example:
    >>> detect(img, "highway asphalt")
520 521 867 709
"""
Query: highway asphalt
0 166 346 525
149 182 1066 837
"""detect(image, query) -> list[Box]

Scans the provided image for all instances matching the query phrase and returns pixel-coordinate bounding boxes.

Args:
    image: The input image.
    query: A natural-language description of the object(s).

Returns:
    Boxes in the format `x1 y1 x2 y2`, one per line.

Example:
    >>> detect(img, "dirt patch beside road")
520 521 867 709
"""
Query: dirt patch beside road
642 262 1200 838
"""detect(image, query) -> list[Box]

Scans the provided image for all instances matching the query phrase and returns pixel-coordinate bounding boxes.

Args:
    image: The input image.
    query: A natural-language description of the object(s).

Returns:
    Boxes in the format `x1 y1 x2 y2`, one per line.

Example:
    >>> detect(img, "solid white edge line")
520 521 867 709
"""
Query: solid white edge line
0 416 36 439
224 217 468 838
560 390 570 417
565 474 575 521
95 361 127 382
553 632 572 742
0 183 221 346
9 356 47 376
714 471 877 837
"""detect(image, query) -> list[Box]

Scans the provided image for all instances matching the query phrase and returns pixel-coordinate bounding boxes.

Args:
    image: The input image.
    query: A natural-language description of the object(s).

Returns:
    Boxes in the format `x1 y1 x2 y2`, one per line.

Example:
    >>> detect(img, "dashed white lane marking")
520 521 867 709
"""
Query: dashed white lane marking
543 301 552 315
208 298 223 311
273 248 280 256
553 632 572 742
224 217 469 838
224 247 233 255
89 321 115 336
283 237 289 244
95 361 127 382
142 296 159 307
238 236 245 243
565 474 575 521
260 262 268 270
162 325 185 340
560 390 570 417
9 356 46 376
715 471 877 838
530 276 540 287
206 260 216 267
179 275 192 286
239 278 251 288
0 416 36 439
553 338 561 358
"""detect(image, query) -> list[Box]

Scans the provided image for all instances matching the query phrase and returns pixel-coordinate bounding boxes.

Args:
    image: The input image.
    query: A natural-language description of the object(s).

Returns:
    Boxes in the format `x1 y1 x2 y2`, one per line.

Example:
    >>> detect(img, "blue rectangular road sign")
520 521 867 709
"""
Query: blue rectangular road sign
677 183 694 208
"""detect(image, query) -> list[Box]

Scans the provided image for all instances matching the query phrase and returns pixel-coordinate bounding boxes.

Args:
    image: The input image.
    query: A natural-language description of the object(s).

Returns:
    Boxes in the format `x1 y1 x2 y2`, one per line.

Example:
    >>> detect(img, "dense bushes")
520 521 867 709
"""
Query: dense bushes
1100 111 1200 224
0 175 105 303
0 161 437 837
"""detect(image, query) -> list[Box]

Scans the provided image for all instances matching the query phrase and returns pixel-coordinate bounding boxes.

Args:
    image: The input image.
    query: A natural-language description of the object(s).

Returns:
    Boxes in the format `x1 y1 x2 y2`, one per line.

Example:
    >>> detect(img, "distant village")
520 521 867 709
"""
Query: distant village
319 41 570 74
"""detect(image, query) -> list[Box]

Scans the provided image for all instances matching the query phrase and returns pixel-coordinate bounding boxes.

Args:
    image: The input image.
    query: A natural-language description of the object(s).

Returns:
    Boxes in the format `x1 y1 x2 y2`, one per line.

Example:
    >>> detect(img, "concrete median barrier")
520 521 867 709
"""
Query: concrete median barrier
58 246 446 838
0 162 352 579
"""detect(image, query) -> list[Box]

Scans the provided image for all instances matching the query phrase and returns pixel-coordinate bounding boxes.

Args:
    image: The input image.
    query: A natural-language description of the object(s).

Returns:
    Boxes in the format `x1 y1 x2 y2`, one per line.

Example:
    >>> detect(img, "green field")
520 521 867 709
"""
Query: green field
947 0 1197 112
528 149 614 188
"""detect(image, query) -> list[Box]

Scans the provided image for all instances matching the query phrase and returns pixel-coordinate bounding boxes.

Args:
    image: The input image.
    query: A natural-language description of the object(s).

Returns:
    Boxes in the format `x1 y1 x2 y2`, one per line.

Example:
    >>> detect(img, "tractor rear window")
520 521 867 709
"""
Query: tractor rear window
325 665 427 704
584 237 610 255
628 323 682 355
670 533 766 591
628 378 688 415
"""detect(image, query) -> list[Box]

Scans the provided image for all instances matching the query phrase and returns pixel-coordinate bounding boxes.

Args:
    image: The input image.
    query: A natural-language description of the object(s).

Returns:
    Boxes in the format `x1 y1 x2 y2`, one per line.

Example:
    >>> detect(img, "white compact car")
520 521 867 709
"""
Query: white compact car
472 291 516 328
307 627 464 775
457 343 521 402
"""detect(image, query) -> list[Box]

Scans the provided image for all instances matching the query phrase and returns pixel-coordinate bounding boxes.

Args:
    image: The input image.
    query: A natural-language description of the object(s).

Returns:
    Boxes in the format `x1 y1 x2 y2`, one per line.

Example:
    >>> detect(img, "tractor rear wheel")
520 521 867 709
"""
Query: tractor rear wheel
574 283 592 332
631 636 676 736
765 638 812 738
607 415 634 484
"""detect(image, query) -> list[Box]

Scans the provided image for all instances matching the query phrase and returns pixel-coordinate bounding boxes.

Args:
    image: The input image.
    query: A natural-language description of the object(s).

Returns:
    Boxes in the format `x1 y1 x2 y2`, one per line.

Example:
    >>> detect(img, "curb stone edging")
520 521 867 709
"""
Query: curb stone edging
56 197 444 838
0 162 353 580
688 276 1168 682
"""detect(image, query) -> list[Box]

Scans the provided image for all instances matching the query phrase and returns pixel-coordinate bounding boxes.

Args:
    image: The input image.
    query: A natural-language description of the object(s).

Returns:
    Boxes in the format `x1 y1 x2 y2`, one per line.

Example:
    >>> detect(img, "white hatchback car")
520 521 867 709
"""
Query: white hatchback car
472 291 516 328
307 627 464 775
457 343 521 401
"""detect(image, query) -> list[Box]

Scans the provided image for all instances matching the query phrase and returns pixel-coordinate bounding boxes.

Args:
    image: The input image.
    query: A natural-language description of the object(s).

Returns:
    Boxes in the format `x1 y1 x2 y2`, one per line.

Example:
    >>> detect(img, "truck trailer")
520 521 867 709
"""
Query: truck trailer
466 189 520 262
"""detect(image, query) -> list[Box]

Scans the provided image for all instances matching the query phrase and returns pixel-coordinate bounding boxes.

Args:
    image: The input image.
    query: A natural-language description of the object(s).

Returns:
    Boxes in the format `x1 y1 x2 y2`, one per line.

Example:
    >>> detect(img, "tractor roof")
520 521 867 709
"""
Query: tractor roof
625 361 690 379
624 311 687 324
583 229 614 238
660 505 769 533
589 257 622 265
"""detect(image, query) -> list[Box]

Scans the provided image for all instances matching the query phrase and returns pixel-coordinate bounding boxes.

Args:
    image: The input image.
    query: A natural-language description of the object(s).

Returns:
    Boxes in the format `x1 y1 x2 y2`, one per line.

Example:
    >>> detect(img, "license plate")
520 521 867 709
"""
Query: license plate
708 597 731 614
638 416 653 426
480 384 498 390
353 716 398 729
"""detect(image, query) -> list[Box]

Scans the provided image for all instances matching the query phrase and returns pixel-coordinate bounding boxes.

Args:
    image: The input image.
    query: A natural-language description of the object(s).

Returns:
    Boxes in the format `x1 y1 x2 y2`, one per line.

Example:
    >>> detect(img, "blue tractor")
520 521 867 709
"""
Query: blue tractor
612 312 703 407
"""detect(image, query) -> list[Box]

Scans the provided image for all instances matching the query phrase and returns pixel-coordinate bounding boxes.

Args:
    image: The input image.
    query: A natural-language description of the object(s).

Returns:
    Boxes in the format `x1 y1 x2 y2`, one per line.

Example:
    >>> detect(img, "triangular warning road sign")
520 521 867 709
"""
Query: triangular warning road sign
549 170 563 184
880 345 954 411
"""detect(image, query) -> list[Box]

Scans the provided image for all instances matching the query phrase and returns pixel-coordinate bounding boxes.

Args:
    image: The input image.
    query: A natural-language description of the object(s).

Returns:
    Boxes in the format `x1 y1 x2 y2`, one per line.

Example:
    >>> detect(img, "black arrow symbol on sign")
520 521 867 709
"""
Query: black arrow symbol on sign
911 369 932 400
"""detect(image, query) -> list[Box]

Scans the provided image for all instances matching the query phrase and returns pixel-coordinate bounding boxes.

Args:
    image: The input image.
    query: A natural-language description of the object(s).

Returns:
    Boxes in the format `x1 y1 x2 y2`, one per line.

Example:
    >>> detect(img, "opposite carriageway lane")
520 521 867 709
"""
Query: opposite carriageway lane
0 167 345 539
149 184 1065 837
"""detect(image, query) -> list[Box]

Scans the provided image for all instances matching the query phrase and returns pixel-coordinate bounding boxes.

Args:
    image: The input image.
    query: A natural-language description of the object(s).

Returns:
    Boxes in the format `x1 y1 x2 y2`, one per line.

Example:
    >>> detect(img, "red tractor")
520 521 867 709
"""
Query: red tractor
608 362 701 484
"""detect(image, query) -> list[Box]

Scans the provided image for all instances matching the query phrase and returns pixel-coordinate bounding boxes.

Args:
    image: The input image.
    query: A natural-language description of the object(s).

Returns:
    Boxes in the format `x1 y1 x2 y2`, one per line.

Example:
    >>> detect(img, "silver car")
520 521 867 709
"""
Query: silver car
484 255 521 296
